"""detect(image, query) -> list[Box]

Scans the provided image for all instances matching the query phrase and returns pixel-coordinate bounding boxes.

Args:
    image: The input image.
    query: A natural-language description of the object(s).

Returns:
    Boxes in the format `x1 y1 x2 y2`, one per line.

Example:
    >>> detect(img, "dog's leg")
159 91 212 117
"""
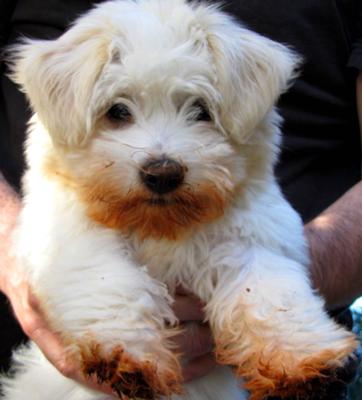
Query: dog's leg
195 246 357 400
15 216 182 399
41 244 182 399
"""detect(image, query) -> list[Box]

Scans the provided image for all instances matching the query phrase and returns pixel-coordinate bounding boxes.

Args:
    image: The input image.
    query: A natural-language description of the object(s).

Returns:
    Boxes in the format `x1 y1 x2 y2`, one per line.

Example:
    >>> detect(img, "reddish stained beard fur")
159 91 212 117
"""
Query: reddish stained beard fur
43 154 234 240
80 182 233 240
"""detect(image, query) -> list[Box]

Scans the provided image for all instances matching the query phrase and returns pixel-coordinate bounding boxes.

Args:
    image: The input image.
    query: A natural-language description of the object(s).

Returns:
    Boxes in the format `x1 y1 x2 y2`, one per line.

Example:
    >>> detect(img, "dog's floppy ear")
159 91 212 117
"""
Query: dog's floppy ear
206 14 300 141
9 25 111 147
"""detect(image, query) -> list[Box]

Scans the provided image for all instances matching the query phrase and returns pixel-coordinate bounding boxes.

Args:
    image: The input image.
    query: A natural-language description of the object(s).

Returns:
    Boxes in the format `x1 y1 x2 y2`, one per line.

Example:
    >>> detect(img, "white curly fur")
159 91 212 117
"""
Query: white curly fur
1 1 357 399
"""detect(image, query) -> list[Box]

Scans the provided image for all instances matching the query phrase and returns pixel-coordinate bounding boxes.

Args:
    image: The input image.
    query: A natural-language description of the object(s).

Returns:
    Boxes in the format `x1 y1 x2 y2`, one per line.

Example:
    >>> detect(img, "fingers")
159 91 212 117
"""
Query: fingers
182 353 217 382
8 282 78 379
173 294 205 322
30 327 75 378
4 278 114 395
172 290 218 383
176 323 217 383
174 322 213 359
24 299 114 395
30 320 113 395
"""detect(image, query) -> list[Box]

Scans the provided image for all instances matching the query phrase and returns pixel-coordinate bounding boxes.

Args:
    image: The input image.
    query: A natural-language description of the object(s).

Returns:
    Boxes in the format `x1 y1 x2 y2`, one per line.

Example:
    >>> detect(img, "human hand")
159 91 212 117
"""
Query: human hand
0 176 114 395
172 287 217 382
0 251 116 395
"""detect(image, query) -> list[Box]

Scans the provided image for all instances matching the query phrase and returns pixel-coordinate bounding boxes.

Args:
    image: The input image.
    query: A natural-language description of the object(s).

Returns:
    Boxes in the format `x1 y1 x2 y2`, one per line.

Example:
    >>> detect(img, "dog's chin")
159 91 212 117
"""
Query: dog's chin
145 196 176 207
80 183 233 241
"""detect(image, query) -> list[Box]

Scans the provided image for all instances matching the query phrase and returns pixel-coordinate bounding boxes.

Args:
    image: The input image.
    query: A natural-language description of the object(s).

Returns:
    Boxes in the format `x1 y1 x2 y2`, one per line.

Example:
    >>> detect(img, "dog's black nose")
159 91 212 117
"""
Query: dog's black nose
140 158 184 195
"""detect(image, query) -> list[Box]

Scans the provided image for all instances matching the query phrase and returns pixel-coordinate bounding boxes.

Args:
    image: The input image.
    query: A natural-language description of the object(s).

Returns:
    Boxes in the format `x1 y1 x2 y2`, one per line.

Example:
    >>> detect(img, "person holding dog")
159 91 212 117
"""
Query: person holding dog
0 1 362 399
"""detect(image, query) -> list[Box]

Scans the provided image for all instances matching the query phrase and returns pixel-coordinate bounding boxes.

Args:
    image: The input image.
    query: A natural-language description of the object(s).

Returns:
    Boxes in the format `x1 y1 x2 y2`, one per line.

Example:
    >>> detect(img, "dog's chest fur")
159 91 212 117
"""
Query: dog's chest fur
131 227 225 290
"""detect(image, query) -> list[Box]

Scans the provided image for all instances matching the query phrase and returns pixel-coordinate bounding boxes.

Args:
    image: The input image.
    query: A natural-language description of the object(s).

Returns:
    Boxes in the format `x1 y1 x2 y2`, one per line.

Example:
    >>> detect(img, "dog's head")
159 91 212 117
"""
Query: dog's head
11 0 299 240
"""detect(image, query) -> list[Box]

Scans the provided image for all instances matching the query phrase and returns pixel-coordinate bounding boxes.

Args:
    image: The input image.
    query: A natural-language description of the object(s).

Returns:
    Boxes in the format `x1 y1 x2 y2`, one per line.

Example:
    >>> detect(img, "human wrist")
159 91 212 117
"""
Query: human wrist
304 219 327 298
304 194 362 309
0 172 21 291
0 172 21 231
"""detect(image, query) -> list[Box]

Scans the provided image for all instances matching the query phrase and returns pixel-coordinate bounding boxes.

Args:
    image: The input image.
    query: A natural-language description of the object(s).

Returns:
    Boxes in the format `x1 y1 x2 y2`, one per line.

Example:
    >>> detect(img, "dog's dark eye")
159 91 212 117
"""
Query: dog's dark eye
192 100 212 122
106 103 132 123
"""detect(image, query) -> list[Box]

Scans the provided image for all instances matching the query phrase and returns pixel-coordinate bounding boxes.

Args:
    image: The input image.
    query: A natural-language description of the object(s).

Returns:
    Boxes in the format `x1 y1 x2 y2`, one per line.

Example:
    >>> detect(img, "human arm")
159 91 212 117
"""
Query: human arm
306 181 362 308
305 71 362 309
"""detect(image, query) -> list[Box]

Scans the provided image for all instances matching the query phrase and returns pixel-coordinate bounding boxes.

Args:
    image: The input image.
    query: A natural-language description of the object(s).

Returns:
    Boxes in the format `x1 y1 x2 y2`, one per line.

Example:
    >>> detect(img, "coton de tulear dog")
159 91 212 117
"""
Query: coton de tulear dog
1 1 357 399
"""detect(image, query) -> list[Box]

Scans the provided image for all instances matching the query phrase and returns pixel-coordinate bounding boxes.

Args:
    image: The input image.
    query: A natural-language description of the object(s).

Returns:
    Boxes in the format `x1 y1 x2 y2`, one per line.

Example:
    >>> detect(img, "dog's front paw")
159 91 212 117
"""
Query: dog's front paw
216 335 358 400
79 342 182 399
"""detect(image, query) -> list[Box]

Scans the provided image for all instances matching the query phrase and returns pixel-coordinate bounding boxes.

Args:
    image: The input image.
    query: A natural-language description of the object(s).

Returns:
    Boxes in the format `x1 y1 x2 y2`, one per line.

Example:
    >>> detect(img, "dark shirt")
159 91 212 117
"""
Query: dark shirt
0 0 361 380
224 0 362 222
0 0 96 190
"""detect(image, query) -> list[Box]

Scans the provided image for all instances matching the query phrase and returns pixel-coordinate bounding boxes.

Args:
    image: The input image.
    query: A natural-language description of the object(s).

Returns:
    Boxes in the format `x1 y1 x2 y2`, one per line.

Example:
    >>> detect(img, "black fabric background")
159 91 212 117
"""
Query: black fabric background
224 0 362 223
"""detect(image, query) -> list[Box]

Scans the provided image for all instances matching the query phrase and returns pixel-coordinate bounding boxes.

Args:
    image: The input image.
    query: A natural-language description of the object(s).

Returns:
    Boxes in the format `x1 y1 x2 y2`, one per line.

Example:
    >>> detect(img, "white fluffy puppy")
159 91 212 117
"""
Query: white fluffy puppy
1 0 357 399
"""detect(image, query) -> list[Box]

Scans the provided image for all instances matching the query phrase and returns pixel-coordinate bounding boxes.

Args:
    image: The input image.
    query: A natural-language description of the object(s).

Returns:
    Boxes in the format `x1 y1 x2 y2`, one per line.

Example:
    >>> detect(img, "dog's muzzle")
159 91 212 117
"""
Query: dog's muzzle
140 157 185 195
